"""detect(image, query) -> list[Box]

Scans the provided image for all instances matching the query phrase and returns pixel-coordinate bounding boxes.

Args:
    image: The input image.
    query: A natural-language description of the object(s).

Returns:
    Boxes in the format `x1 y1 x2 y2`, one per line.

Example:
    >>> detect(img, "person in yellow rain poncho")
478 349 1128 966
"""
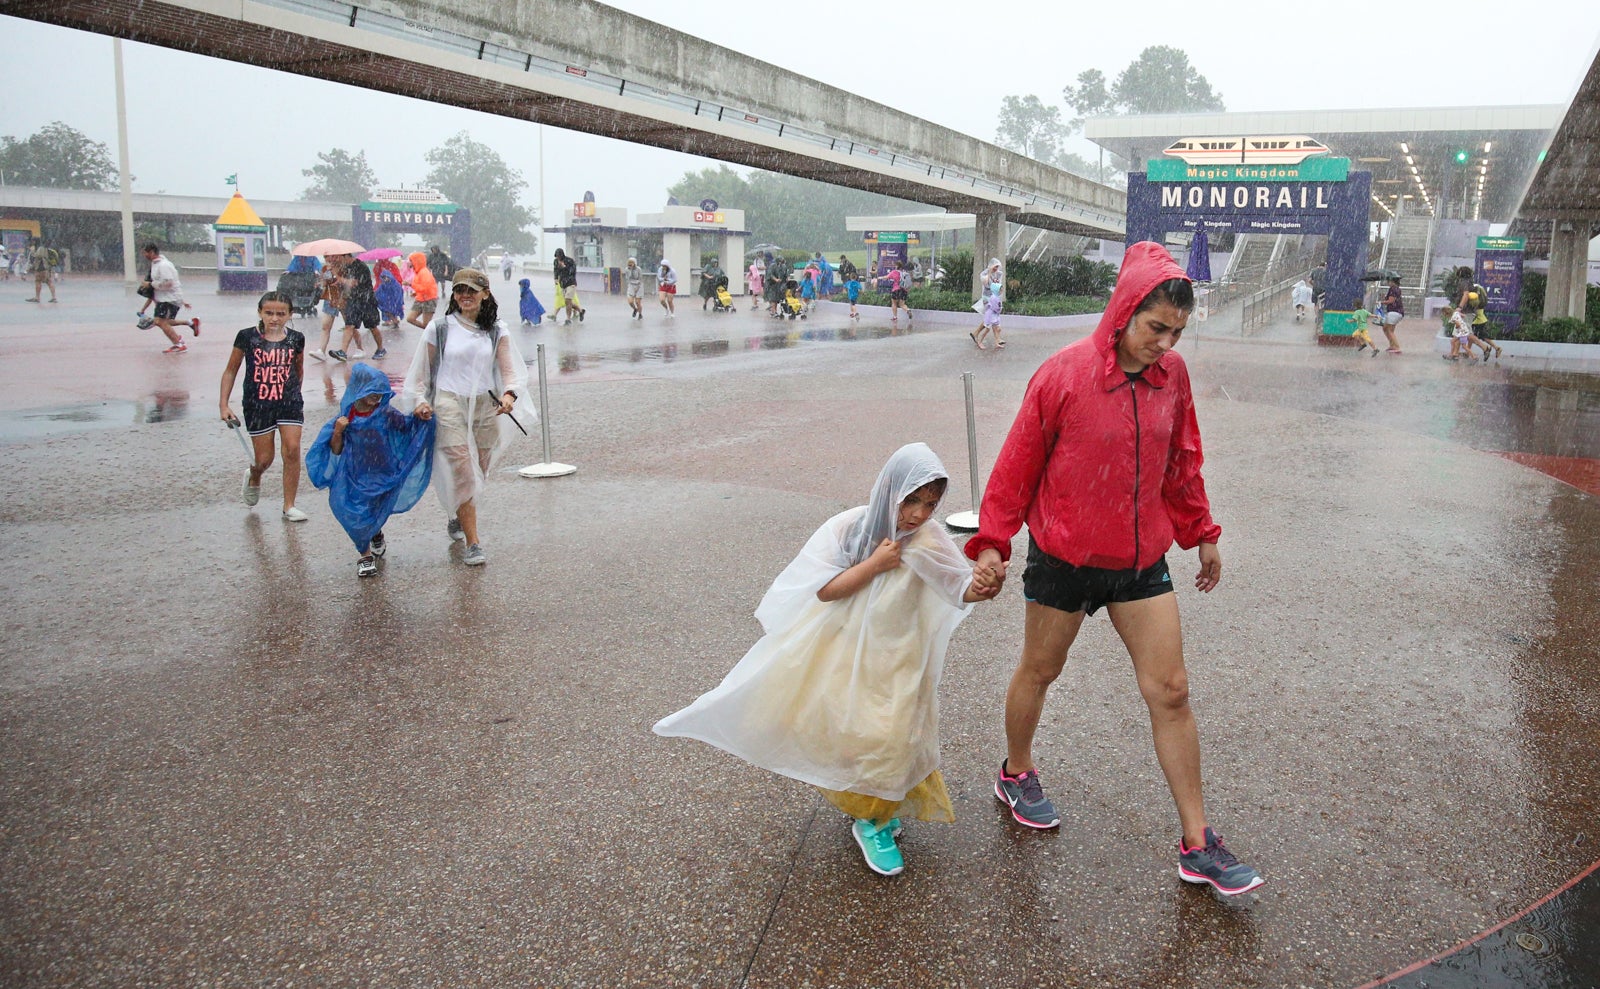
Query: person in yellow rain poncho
654 443 1002 877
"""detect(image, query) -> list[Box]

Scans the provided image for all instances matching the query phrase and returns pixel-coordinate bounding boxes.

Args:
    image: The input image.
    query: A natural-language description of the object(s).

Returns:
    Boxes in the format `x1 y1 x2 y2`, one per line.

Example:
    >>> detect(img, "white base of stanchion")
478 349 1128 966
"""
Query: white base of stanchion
518 462 577 478
944 510 979 531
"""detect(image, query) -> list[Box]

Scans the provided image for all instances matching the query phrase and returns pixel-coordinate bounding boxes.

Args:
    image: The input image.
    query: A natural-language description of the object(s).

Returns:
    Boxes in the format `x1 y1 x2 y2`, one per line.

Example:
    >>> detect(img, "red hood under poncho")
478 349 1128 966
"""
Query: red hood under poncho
964 241 1221 570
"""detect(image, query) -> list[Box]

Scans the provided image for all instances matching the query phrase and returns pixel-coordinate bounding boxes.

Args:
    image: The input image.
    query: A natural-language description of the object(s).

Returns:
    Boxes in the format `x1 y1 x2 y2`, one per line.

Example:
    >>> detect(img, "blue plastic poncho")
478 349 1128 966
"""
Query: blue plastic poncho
376 269 405 321
306 363 436 553
287 255 322 275
519 278 546 324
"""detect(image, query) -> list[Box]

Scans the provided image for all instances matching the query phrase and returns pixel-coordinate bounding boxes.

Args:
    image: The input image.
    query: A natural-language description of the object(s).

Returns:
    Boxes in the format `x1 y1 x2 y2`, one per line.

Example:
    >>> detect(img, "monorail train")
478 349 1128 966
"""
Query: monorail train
1163 136 1330 166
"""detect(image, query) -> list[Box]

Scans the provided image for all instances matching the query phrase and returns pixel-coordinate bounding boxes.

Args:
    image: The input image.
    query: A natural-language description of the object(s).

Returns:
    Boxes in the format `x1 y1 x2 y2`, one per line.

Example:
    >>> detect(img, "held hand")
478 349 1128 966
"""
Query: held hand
497 393 515 415
414 401 433 421
977 548 1009 589
1195 542 1222 593
220 405 235 423
867 537 902 574
333 416 350 433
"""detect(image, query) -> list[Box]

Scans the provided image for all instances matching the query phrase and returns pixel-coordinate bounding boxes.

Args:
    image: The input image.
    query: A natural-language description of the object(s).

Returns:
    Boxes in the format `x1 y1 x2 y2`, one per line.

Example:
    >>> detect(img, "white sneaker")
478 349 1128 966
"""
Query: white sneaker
307 349 325 362
281 507 309 522
349 349 368 359
242 469 259 507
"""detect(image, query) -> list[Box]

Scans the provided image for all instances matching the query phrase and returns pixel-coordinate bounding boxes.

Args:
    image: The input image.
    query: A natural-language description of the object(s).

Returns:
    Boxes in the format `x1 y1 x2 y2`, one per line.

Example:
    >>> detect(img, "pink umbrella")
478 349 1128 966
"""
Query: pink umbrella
358 248 403 262
291 238 365 257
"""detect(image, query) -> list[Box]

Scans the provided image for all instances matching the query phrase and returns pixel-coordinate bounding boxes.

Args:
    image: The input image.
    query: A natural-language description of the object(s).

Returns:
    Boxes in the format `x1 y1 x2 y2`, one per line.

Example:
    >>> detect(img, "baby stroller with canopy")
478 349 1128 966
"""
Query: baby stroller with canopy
712 274 734 312
780 279 806 320
277 256 322 318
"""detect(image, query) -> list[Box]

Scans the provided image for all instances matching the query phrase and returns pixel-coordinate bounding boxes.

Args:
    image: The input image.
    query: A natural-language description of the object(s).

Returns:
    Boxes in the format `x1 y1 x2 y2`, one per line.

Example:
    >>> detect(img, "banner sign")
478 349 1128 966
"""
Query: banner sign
360 200 457 214
1146 157 1350 183
573 202 595 217
860 231 922 245
1475 236 1525 334
693 211 727 224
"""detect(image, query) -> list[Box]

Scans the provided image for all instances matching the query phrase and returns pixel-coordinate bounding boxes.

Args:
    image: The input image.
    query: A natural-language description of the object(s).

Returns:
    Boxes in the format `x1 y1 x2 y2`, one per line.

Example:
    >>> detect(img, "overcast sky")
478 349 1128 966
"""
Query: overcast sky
2 0 1596 227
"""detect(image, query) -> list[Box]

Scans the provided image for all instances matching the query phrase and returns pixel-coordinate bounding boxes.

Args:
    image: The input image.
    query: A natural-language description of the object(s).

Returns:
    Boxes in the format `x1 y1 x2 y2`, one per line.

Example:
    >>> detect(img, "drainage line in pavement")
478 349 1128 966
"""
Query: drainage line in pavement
736 800 821 989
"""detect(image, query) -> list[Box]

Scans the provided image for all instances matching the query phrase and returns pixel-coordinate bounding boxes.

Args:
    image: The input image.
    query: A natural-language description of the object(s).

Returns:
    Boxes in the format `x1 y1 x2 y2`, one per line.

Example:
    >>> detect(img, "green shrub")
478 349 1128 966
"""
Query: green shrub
1518 317 1600 345
936 249 975 294
849 288 1104 316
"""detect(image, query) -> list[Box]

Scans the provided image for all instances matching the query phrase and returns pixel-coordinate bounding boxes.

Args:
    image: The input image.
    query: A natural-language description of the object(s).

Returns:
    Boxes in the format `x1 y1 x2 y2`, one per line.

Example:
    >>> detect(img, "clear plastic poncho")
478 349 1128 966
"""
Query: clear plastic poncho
306 363 436 552
398 312 533 514
653 443 976 801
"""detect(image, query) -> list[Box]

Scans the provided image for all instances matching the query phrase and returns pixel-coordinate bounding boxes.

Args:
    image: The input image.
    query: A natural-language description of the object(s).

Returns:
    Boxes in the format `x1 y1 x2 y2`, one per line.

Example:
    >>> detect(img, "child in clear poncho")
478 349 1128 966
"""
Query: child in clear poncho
654 443 1001 877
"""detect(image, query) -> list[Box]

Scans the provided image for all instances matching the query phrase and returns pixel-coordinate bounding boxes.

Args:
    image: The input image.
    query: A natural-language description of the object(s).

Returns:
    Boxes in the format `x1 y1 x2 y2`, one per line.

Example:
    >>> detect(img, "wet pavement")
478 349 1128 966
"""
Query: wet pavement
2 276 1598 987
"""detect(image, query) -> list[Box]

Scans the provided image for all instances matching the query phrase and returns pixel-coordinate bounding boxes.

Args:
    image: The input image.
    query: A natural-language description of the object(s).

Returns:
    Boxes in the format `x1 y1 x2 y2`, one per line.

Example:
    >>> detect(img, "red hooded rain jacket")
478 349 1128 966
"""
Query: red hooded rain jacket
964 241 1221 571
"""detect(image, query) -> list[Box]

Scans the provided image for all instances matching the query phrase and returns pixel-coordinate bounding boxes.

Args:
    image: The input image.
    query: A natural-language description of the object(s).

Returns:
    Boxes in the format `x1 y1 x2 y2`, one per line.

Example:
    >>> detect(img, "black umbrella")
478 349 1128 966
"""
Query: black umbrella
1361 268 1402 282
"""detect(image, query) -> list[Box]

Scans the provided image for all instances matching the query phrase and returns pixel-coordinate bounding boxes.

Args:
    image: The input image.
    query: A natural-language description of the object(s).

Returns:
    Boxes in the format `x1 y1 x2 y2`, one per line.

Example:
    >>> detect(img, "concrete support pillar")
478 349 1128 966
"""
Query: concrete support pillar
972 211 1006 296
724 234 746 294
1544 217 1591 321
662 231 692 294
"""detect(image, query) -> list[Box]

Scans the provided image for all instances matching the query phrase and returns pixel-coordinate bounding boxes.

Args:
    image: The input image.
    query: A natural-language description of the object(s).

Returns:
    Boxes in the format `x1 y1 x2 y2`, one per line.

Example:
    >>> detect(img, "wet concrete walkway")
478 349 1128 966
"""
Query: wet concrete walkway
1 278 1597 987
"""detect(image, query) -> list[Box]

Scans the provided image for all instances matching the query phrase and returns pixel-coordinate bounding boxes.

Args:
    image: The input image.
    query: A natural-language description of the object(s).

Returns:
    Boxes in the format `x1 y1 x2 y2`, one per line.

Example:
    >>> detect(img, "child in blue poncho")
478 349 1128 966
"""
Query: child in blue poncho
518 278 546 326
376 267 406 328
307 362 437 577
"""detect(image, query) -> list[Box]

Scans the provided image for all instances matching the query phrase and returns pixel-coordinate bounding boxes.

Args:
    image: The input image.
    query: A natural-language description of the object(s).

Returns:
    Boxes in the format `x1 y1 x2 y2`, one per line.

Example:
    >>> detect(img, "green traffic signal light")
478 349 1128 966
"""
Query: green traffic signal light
1454 149 1470 165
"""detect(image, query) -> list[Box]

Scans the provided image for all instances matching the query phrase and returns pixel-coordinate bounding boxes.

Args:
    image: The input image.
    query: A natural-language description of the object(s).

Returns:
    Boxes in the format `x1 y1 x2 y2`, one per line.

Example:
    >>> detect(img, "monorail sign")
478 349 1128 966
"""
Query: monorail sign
1124 151 1372 317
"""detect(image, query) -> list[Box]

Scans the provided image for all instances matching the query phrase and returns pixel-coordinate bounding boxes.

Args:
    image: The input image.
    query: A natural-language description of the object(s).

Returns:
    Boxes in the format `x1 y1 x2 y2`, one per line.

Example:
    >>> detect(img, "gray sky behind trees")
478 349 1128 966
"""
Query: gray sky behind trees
0 0 1596 235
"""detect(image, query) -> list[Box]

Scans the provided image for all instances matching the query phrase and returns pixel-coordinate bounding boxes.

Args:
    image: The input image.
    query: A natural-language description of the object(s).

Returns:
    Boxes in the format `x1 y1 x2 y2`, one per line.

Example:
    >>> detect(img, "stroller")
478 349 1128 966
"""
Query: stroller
780 279 806 320
712 274 734 312
277 257 321 318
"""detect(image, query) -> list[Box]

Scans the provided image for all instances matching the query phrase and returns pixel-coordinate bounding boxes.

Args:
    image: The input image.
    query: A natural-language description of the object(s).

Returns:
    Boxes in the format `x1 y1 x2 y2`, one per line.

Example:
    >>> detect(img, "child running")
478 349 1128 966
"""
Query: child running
1442 306 1491 362
518 278 546 326
1350 307 1380 356
306 363 437 578
218 291 308 521
799 269 817 314
654 443 1001 877
845 271 863 320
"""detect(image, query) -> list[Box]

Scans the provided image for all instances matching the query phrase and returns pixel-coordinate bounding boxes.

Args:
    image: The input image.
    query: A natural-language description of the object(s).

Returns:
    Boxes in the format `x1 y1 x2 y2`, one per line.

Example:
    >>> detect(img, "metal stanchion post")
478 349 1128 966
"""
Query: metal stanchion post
944 371 981 530
518 342 577 478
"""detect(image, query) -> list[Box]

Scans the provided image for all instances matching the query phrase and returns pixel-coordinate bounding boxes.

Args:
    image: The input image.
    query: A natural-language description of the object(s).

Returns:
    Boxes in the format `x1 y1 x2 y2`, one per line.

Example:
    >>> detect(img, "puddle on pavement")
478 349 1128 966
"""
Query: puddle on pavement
1382 861 1600 988
0 392 192 442
537 323 915 375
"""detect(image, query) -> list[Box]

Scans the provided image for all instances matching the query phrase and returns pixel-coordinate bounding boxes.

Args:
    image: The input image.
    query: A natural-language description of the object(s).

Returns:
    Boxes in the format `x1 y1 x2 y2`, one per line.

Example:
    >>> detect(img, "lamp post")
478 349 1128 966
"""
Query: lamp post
114 38 137 286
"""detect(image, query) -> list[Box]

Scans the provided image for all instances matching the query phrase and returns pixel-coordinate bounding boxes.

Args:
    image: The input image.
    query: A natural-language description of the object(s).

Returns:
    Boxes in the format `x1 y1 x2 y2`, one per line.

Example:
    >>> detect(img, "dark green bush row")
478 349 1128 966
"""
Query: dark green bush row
848 288 1105 317
1514 316 1600 345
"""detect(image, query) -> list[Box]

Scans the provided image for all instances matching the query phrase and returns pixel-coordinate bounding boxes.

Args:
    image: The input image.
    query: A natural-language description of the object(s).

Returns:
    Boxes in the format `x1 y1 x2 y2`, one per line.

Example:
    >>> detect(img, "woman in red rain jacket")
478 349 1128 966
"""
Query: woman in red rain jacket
967 241 1262 896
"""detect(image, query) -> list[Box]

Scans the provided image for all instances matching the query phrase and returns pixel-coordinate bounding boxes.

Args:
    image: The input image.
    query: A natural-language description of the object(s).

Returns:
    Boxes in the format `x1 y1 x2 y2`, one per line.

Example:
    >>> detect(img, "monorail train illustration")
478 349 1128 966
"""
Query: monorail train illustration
1162 136 1330 166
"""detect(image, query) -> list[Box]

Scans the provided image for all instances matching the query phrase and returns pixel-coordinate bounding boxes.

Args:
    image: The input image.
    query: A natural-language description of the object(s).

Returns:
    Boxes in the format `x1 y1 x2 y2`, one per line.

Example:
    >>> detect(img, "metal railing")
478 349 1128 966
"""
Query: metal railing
255 0 1123 229
1241 268 1312 335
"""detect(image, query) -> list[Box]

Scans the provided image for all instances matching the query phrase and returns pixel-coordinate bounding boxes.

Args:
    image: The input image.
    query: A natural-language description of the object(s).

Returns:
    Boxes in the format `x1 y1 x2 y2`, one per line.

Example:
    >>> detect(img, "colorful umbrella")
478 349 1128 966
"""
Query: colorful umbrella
291 238 365 257
358 248 403 262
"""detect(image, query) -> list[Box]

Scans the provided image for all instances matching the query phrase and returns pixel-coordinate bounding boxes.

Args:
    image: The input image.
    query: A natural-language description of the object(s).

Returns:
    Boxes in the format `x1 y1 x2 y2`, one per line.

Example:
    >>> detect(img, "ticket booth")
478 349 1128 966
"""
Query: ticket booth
213 192 269 293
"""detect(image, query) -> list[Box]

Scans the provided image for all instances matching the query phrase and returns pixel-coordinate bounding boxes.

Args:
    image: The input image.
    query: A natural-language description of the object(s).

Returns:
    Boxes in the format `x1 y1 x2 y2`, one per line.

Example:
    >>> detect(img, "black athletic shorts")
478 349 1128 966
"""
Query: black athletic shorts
1022 538 1173 616
154 301 181 320
243 400 305 435
343 301 380 330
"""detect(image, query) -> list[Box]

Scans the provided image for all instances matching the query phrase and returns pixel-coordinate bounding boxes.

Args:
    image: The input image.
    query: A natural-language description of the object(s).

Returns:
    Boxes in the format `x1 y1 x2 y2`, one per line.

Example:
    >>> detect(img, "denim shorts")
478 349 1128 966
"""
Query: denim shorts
1022 539 1173 616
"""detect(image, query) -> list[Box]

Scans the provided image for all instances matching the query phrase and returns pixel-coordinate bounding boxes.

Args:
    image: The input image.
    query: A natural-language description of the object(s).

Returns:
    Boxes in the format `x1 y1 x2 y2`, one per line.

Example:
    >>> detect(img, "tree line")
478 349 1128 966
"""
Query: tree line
993 46 1226 186
0 123 540 264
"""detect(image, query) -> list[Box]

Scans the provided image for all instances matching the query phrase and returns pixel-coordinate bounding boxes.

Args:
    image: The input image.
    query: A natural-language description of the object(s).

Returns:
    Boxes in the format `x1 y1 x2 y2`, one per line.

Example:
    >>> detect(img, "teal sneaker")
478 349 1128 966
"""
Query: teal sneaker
1178 827 1263 896
851 819 904 876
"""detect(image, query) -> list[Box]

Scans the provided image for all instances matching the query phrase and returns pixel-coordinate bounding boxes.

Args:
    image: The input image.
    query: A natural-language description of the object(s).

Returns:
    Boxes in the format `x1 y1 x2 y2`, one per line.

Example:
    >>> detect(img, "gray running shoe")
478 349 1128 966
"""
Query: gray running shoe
1178 827 1263 896
356 555 378 578
463 543 486 566
369 531 386 557
447 518 464 542
995 760 1061 829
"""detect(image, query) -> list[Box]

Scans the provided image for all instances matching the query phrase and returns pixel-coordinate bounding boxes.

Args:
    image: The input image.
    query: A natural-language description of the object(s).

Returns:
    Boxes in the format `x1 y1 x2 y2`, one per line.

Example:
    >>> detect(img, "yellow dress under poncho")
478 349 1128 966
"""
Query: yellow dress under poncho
654 480 975 825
